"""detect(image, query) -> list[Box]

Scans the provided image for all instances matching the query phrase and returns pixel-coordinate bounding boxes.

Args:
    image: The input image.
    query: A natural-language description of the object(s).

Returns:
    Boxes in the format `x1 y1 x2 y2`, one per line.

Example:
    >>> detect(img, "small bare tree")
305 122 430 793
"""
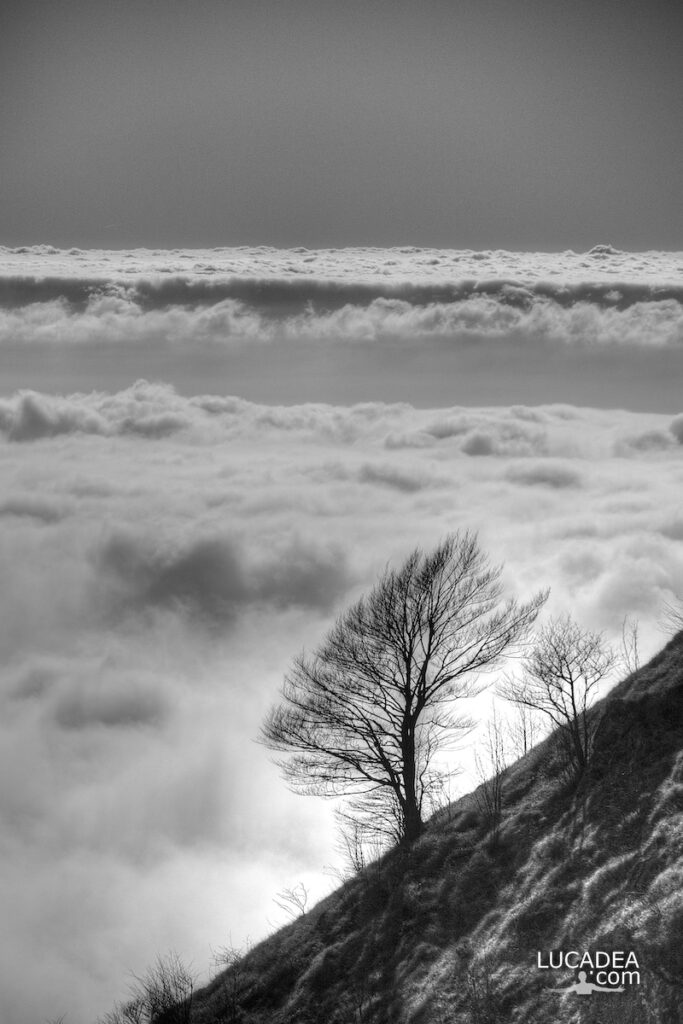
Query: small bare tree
330 801 392 891
336 807 370 874
138 952 195 1024
99 953 194 1024
506 701 544 759
499 614 616 779
474 709 508 845
273 882 309 920
659 597 683 637
98 999 146 1024
261 532 547 843
620 614 641 675
334 804 385 876
423 771 459 819
464 955 505 1024
211 942 250 1024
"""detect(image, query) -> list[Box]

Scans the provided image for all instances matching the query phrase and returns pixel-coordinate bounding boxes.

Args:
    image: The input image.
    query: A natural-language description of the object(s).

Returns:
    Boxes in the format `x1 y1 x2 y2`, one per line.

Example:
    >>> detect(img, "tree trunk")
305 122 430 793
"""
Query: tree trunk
403 799 423 842
401 719 423 842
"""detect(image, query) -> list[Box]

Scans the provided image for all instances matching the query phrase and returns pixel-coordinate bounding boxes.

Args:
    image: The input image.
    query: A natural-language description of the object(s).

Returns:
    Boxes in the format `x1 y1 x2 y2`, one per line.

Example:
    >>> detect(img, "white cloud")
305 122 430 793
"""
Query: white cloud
2 242 683 289
2 289 683 355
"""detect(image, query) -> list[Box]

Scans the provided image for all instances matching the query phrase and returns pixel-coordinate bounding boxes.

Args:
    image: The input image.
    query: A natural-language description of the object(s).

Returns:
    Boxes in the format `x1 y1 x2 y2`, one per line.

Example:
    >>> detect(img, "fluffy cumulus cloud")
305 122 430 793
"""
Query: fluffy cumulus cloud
0 381 194 440
2 246 683 1024
2 282 683 352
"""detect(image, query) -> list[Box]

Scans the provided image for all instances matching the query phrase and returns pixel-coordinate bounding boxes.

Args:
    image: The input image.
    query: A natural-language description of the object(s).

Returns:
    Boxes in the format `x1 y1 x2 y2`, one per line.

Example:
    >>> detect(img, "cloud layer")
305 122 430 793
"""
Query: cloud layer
3 246 682 411
1 382 683 1022
2 279 683 350
2 380 682 454
2 242 683 287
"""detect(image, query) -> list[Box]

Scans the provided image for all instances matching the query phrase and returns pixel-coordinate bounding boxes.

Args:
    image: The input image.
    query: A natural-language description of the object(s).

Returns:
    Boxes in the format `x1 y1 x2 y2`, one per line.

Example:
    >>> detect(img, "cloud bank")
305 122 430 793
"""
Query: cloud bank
1 385 683 1024
2 242 682 287
2 283 683 350
2 380 681 457
3 245 682 411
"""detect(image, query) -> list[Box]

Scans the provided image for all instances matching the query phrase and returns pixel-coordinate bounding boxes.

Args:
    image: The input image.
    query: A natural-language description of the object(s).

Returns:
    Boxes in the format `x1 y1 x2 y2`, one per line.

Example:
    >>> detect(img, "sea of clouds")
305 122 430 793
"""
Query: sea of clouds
1 246 682 1023
2 244 682 409
3 244 683 348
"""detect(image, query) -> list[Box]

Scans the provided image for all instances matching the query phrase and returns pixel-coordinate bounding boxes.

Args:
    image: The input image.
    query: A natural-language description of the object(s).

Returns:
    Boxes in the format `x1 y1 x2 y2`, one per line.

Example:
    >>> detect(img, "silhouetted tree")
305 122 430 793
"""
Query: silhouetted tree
506 701 545 759
261 532 546 842
274 882 309 920
620 614 641 675
499 614 615 779
659 597 683 637
333 805 387 878
474 709 508 846
98 952 194 1024
211 943 250 1024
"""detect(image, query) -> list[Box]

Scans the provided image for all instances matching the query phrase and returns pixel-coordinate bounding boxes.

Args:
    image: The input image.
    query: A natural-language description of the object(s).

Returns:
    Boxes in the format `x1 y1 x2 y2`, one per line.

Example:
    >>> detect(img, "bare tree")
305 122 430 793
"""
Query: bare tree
273 882 309 920
620 614 641 675
98 1000 146 1024
334 804 385 875
463 955 505 1024
506 701 545 759
99 953 194 1024
422 770 460 822
659 597 683 637
474 709 508 845
137 952 195 1024
261 532 547 842
211 942 250 1024
499 614 616 779
338 808 370 873
111 954 194 1024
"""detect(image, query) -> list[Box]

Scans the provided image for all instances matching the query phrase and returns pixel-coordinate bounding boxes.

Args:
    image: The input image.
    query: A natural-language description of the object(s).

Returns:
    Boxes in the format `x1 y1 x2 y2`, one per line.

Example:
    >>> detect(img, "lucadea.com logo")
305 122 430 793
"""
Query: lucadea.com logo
537 949 641 995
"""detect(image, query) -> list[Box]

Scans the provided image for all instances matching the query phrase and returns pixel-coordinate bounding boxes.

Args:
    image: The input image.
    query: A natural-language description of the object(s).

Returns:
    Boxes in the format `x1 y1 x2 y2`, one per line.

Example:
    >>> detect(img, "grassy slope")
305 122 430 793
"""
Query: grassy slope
190 632 683 1024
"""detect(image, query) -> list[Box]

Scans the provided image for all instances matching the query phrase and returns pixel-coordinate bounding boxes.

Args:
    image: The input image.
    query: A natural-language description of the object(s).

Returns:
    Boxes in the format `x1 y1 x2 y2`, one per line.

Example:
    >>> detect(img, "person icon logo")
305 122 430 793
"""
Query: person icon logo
557 970 624 996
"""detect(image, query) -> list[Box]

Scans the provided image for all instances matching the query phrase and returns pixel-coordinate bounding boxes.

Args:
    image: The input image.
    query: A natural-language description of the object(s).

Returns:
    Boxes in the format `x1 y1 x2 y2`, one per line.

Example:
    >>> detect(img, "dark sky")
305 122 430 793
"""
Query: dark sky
2 0 682 250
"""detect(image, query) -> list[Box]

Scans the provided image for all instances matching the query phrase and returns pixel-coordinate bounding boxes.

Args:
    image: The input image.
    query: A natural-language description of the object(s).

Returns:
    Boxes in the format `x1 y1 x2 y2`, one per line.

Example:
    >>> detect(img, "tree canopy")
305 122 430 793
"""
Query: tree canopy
261 532 547 842
499 613 616 778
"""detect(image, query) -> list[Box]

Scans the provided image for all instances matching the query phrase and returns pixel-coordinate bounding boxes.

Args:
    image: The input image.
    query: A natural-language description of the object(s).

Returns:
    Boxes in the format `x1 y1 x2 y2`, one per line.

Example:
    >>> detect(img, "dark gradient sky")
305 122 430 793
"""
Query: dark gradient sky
2 0 683 250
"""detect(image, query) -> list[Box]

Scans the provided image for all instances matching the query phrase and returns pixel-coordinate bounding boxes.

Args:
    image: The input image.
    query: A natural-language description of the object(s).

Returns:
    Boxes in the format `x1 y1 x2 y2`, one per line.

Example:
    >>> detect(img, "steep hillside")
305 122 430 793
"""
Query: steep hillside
189 632 683 1024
